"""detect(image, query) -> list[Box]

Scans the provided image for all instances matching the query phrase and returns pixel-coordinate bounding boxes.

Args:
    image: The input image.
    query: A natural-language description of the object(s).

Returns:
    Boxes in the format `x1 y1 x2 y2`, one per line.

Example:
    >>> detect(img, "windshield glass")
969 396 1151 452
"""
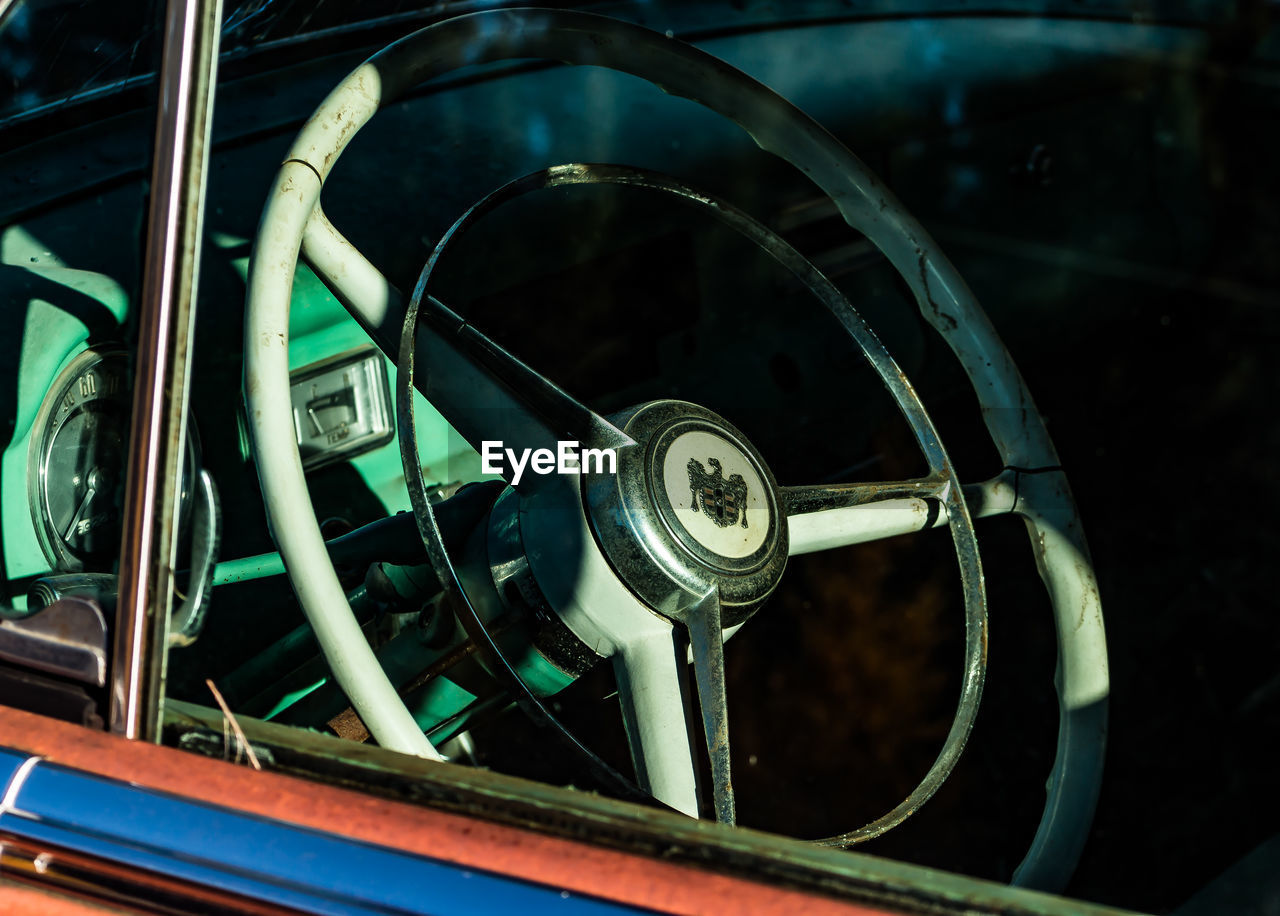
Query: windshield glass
0 0 497 122
1 0 159 120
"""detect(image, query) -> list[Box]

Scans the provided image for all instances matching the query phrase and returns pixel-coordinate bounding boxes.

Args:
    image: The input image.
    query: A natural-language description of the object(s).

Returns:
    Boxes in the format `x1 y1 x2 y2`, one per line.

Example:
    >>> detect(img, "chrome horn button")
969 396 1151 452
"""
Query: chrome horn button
584 401 787 627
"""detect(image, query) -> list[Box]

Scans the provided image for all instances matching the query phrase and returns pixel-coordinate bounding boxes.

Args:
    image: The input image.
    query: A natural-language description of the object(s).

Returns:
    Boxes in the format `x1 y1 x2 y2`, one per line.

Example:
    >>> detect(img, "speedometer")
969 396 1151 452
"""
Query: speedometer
27 346 194 572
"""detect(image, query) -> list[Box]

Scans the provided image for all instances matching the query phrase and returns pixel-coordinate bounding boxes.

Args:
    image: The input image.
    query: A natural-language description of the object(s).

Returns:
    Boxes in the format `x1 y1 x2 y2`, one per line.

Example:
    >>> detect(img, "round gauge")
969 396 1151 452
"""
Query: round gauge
28 346 195 572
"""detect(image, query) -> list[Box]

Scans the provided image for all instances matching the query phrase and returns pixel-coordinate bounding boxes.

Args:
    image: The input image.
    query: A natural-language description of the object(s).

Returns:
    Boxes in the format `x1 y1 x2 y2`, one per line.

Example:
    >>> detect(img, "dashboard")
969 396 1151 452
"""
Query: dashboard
2 4 1278 911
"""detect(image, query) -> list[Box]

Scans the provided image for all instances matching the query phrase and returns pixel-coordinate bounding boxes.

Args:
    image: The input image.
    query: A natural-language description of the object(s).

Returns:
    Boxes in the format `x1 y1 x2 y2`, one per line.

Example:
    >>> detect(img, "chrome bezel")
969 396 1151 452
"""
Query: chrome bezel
28 345 197 573
583 400 788 626
27 346 130 573
289 346 395 472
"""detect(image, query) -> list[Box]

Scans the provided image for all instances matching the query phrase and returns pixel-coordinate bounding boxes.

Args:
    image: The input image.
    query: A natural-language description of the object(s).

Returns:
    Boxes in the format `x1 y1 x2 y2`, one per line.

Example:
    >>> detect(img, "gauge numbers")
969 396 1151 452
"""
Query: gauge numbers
29 347 129 571
290 348 394 470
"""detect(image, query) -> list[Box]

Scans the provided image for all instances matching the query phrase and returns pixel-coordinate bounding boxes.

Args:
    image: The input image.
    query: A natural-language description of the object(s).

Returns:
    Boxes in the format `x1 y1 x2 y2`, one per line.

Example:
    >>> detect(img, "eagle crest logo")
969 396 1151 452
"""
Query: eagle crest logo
686 457 749 529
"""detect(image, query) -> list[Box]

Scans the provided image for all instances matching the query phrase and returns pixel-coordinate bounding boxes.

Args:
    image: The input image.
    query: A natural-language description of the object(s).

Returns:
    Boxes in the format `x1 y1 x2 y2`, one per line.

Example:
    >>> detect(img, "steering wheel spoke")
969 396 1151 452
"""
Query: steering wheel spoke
413 295 634 466
612 626 700 818
788 473 1019 555
610 588 735 825
781 477 948 515
302 206 632 490
670 590 735 825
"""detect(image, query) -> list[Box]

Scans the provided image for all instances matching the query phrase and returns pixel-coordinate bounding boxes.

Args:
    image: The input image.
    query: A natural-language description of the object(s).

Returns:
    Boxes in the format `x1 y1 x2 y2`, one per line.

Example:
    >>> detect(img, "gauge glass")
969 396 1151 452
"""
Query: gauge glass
29 348 129 570
290 347 394 470
29 346 196 572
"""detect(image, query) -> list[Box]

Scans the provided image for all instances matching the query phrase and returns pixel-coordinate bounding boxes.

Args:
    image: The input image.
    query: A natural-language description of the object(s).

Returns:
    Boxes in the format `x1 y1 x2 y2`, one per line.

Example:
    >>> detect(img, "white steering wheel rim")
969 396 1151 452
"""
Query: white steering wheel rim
243 7 1109 891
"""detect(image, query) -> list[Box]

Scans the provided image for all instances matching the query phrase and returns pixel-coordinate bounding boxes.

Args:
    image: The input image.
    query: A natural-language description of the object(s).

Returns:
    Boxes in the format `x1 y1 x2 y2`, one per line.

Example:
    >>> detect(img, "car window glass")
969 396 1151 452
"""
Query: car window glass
0 0 161 727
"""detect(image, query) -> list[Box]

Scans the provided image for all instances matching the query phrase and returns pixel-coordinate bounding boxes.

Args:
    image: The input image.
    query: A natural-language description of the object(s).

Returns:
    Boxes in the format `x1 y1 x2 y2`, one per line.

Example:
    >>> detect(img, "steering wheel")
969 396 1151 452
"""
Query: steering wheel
243 8 1109 893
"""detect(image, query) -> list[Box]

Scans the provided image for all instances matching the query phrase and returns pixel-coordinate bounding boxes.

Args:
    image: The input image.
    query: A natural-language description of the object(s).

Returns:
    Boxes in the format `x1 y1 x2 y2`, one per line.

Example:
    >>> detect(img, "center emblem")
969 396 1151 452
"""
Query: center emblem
687 457 749 529
657 427 769 561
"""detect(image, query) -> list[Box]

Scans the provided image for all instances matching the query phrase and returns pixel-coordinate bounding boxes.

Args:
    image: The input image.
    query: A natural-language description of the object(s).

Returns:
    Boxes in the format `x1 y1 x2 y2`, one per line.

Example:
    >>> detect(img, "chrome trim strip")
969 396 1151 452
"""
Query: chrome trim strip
0 753 38 816
0 757 636 915
0 748 29 796
110 0 225 739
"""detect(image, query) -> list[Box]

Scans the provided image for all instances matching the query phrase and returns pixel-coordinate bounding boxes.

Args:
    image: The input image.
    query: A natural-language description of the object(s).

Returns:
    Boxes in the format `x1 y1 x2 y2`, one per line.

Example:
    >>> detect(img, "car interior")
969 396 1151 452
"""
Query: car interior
2 1 1278 913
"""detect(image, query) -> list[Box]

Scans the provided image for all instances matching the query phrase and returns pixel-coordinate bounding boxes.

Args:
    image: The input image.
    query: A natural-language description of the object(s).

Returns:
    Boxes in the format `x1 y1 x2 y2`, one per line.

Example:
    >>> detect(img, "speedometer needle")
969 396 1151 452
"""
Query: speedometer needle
64 467 103 540
307 407 326 435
